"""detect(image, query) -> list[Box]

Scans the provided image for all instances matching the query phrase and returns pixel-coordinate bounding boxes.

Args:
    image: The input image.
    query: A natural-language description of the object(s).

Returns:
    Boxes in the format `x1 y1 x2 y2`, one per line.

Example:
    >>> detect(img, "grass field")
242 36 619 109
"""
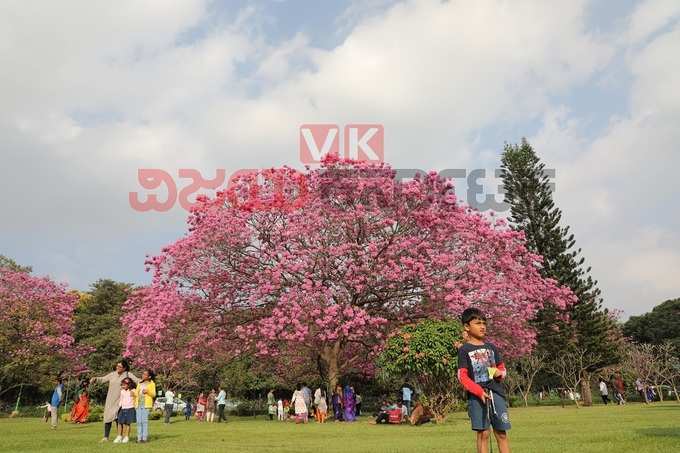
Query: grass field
0 403 678 452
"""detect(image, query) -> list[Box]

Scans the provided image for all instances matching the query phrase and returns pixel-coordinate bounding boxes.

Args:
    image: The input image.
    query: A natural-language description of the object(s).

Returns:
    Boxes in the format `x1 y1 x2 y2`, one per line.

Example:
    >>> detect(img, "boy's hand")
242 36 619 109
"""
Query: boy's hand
481 392 490 404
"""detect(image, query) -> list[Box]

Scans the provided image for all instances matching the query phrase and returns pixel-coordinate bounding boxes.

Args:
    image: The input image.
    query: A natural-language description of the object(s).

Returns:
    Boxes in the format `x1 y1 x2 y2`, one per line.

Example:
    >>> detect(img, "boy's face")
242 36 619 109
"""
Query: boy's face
464 318 487 339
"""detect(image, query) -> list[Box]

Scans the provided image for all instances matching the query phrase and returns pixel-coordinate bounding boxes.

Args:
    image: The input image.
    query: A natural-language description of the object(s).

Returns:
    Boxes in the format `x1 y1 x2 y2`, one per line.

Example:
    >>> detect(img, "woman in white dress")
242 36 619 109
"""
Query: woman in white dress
291 383 308 424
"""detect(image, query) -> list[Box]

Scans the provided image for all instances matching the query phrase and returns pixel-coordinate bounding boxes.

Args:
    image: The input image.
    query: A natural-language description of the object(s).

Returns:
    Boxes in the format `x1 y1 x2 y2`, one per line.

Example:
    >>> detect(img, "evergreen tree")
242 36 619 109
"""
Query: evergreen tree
0 254 32 273
74 279 133 374
500 139 621 404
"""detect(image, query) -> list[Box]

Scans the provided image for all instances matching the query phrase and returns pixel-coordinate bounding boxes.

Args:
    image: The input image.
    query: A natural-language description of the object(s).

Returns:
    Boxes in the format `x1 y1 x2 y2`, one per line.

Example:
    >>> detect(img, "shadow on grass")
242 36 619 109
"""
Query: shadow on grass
637 428 680 438
145 433 181 441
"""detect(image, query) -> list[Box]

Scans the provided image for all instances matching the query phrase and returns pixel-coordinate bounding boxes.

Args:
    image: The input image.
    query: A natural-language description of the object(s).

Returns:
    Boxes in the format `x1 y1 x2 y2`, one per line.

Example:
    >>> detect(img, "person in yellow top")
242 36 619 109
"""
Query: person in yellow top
133 369 156 443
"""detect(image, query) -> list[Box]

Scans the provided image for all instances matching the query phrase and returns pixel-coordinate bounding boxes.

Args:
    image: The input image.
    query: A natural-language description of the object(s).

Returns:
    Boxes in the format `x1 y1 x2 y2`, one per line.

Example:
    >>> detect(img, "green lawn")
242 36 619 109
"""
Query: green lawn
0 403 678 452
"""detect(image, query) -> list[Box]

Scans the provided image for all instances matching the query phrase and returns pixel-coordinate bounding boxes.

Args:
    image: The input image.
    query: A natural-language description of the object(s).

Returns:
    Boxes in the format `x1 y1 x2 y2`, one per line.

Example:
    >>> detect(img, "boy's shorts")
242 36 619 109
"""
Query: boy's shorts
467 391 511 432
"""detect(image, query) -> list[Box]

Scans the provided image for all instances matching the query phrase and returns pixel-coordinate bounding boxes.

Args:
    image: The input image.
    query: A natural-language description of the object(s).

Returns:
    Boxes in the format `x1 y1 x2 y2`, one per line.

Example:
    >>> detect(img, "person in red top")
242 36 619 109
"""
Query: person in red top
457 307 511 453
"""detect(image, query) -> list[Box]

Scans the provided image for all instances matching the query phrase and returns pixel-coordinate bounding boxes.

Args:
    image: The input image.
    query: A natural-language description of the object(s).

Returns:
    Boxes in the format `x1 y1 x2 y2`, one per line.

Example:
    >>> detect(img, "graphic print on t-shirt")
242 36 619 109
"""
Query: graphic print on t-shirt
468 348 497 383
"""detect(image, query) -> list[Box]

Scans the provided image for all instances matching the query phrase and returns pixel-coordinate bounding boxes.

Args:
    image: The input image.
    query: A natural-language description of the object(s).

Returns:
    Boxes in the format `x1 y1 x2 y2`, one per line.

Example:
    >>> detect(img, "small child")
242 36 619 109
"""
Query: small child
457 307 511 453
277 399 284 421
40 402 51 423
114 378 135 443
184 397 193 421
316 391 328 423
283 399 291 421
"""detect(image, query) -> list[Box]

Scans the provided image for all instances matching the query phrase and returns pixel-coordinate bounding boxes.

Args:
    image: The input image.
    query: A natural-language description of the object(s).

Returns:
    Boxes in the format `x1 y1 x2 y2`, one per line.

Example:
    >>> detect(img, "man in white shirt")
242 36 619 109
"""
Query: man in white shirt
164 389 174 424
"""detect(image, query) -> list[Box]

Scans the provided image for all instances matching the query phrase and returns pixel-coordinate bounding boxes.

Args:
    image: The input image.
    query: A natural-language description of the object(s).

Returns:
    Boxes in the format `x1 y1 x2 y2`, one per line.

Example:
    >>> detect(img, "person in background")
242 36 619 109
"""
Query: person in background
291 383 309 424
370 400 396 424
613 375 626 405
40 402 51 423
70 379 90 424
301 383 313 420
315 390 328 423
342 385 357 422
401 383 413 416
397 400 408 423
283 399 291 420
216 386 227 422
332 385 343 421
164 387 175 424
205 388 217 423
267 389 277 421
184 396 193 420
355 393 362 416
196 392 206 421
635 378 648 404
598 378 610 405
646 385 656 403
313 386 322 419
49 377 64 429
267 389 276 420
277 398 285 421
133 369 156 444
408 402 433 426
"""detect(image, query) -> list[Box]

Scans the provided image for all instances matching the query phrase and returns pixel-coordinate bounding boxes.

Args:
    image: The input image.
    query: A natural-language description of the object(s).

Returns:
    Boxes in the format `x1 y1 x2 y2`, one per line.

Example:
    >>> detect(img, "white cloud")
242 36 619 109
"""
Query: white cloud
0 0 677 316
628 0 680 43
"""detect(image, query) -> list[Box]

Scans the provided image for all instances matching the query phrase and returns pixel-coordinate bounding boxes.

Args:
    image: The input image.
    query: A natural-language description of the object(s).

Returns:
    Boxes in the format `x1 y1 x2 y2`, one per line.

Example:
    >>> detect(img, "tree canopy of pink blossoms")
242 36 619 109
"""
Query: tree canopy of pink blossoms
123 157 575 388
0 267 84 394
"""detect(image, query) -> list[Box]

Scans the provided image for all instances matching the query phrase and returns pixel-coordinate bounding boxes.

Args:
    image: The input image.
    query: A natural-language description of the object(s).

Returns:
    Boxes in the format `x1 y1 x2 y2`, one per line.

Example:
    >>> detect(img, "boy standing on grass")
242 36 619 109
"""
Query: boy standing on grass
457 308 511 453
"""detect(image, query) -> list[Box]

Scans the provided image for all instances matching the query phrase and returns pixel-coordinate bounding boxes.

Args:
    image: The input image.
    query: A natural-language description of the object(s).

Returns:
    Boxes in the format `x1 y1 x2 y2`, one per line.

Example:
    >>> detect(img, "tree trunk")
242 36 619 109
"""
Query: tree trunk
320 342 342 392
580 372 593 406
657 385 664 402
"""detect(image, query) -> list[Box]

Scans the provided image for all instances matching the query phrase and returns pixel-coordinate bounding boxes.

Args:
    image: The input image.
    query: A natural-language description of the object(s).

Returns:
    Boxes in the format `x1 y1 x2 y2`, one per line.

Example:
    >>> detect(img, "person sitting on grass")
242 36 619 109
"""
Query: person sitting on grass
370 400 396 424
408 402 433 426
457 307 511 453
396 400 408 423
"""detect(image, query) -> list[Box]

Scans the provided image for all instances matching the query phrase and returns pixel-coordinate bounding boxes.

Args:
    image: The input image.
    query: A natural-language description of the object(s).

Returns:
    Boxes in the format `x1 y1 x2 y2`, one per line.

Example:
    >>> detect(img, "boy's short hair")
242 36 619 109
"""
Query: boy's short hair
461 307 486 325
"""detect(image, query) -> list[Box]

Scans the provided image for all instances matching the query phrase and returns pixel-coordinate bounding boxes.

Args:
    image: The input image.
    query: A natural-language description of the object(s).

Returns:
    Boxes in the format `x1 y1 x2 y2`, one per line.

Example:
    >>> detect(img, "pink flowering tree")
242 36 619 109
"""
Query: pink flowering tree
0 267 85 396
124 157 574 389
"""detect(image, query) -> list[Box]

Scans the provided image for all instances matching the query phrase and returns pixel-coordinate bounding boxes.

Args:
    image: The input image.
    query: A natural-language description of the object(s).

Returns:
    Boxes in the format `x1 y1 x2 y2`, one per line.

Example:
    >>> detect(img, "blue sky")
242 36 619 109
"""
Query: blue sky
1 0 679 317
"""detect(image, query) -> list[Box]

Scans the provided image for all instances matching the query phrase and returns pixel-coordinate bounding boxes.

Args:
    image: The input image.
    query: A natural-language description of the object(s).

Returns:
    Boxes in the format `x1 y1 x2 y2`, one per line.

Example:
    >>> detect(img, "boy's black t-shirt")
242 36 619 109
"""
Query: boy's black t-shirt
457 342 506 398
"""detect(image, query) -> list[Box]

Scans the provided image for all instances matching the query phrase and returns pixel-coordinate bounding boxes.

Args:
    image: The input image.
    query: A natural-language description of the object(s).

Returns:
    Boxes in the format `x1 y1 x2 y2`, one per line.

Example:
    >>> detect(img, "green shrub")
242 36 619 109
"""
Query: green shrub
230 401 266 417
377 319 464 423
86 405 103 423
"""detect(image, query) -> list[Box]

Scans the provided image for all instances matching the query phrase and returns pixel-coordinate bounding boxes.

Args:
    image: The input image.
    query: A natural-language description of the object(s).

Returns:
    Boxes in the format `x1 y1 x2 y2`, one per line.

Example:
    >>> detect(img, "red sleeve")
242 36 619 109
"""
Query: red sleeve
457 368 485 399
495 362 507 381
